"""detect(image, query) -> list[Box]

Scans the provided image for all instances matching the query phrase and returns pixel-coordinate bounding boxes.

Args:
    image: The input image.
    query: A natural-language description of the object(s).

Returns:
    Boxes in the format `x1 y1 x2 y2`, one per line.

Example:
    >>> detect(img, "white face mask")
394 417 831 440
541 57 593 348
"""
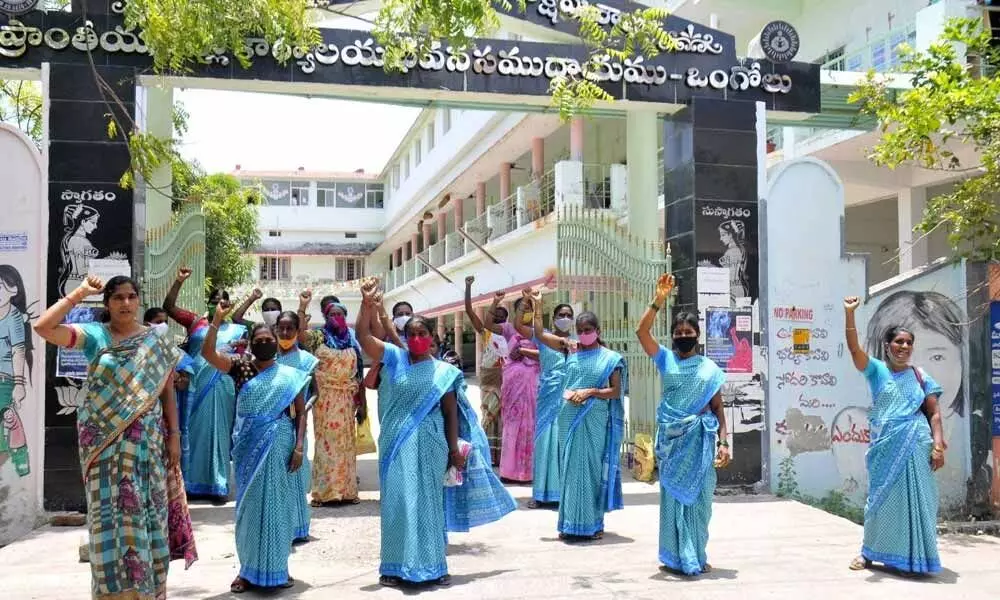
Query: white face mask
262 310 280 326
553 317 574 333
393 315 411 331
150 323 169 337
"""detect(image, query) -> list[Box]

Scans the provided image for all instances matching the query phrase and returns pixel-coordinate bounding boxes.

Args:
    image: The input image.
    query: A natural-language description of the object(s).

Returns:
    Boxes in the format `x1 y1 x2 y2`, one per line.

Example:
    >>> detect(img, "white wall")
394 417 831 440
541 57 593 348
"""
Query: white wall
845 198 898 287
258 205 384 233
383 220 557 316
795 0 932 62
264 230 382 244
0 124 47 544
765 158 970 514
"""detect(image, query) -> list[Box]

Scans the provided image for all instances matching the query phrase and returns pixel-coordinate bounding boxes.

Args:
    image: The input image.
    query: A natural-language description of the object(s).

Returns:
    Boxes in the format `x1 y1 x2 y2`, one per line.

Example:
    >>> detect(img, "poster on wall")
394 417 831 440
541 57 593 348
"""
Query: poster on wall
695 202 759 305
55 305 103 379
991 302 1000 436
705 307 753 373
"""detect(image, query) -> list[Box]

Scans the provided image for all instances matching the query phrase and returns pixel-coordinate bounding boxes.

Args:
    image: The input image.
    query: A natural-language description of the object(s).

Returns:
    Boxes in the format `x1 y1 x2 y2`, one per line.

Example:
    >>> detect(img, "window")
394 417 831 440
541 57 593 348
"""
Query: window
335 257 364 281
345 232 357 239
391 164 400 189
509 32 523 41
366 183 384 208
427 122 435 151
290 185 310 206
442 109 451 133
820 46 845 71
335 183 366 208
316 185 336 207
414 140 422 165
268 230 281 237
260 180 291 206
402 154 410 180
259 256 291 281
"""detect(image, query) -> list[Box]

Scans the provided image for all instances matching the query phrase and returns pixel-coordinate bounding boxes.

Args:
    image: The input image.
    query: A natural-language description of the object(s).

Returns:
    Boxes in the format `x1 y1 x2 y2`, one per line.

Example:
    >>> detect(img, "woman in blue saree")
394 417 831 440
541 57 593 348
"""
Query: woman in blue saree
355 280 515 587
163 267 247 503
34 275 188 599
636 274 730 575
523 290 574 507
844 295 945 575
542 309 627 541
201 304 308 593
275 310 319 543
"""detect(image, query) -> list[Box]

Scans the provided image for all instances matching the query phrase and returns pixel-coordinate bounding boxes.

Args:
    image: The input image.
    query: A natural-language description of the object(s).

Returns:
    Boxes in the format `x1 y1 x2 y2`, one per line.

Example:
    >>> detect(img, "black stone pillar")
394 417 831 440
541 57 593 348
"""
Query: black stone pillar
44 63 136 511
663 97 761 485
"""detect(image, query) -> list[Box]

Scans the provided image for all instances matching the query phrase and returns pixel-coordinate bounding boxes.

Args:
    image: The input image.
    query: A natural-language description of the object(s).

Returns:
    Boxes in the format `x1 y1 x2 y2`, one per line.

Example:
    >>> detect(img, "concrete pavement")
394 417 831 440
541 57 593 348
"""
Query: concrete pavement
3 381 999 599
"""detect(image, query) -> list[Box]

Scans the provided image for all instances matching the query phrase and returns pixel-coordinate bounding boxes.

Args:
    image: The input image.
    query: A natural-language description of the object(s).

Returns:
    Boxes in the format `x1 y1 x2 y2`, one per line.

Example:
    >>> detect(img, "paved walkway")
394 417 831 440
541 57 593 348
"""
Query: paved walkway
3 382 999 599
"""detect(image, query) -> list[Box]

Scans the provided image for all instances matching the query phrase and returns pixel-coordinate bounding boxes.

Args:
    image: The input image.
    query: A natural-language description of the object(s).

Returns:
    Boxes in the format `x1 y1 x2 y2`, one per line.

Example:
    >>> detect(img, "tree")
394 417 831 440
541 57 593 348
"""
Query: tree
0 80 42 145
182 172 263 291
850 18 1000 262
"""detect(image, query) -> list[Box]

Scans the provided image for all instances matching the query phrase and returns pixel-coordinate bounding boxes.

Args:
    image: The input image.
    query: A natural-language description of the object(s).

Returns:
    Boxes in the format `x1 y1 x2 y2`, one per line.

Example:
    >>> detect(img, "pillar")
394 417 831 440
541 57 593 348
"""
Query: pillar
437 207 447 240
476 181 487 215
531 138 544 182
500 164 512 201
454 311 464 364
436 314 447 346
570 117 585 161
897 187 928 273
141 85 174 230
422 221 433 250
454 195 465 229
627 109 660 242
476 307 487 378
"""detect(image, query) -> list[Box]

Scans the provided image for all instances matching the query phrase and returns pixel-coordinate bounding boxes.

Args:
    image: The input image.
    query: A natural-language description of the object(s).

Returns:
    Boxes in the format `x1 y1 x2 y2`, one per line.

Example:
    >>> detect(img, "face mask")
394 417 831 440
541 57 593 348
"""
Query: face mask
278 338 296 351
521 312 534 325
327 314 347 331
578 331 599 346
407 336 432 355
393 315 411 331
554 317 574 332
262 310 280 326
673 336 698 354
150 323 169 337
251 339 278 361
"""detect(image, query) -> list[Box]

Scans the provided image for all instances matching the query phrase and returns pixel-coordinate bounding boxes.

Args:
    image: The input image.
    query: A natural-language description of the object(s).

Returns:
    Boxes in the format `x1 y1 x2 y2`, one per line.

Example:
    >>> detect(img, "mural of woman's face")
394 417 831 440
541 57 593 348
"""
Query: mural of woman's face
0 280 13 308
910 326 962 418
81 215 99 234
719 227 732 246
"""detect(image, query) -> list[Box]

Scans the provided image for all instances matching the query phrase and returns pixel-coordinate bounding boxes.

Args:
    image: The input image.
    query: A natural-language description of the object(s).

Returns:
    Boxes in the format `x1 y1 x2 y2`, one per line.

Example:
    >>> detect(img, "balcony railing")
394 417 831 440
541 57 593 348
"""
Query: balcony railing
582 163 612 209
445 230 464 263
416 249 429 277
826 22 916 73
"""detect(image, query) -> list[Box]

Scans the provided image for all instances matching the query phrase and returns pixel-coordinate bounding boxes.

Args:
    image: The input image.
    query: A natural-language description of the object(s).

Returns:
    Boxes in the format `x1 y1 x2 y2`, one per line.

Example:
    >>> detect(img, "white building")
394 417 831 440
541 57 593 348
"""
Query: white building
233 167 384 319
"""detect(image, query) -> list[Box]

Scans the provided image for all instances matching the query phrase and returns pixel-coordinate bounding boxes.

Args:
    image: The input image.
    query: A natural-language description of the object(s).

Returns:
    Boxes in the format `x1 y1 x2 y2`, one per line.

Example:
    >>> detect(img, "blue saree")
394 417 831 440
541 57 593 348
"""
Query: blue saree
378 345 514 582
652 346 725 575
183 322 246 497
557 346 628 537
276 347 319 542
231 362 309 587
532 335 569 503
860 357 942 574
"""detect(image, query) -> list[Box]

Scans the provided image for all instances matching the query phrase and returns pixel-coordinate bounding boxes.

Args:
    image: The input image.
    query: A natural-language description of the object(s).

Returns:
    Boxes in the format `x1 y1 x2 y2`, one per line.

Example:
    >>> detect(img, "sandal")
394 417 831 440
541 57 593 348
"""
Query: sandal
347 497 361 505
591 531 604 541
310 500 324 508
280 576 295 589
230 577 249 594
435 575 451 587
849 555 871 571
379 575 402 587
526 500 539 509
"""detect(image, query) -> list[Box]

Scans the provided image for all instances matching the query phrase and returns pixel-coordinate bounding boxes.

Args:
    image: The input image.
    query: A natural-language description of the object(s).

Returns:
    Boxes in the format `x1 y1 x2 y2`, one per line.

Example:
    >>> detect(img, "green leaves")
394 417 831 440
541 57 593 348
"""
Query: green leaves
0 80 43 146
852 17 1000 262
186 171 262 290
121 0 320 72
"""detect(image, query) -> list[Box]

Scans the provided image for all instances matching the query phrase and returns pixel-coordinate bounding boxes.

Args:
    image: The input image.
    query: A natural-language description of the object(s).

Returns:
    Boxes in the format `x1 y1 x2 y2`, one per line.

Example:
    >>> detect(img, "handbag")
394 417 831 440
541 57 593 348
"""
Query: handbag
356 415 376 455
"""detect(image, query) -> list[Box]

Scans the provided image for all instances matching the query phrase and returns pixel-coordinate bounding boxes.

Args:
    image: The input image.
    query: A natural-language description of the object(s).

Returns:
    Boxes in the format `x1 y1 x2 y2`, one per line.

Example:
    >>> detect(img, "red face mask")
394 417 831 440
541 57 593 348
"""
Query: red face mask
407 336 432 355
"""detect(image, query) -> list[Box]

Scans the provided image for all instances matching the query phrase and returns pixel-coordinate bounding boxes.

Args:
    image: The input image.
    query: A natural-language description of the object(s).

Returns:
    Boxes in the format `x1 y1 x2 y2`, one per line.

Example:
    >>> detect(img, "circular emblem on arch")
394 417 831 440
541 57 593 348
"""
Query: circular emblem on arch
759 20 800 63
0 0 39 16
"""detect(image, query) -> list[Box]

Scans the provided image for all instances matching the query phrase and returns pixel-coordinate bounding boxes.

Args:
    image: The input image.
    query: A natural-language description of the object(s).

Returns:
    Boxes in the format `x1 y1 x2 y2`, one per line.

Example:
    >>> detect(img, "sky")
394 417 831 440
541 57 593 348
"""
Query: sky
176 89 420 175
176 11 420 176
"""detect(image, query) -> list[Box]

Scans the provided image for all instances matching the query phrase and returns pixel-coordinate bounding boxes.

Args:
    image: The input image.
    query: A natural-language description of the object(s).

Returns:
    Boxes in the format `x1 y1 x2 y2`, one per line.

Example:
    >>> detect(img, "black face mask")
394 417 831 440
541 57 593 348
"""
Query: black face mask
251 339 278 361
673 336 698 353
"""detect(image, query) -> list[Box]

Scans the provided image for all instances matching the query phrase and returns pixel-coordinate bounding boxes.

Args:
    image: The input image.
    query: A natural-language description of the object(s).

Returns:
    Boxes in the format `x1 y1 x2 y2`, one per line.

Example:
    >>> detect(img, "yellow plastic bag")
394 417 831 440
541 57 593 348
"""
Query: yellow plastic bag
631 433 656 482
356 416 376 455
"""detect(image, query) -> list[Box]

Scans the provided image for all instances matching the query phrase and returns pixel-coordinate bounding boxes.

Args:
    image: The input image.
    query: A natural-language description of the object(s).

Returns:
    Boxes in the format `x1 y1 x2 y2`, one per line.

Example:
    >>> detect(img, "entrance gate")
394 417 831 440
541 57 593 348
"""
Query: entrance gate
1 0 820 508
